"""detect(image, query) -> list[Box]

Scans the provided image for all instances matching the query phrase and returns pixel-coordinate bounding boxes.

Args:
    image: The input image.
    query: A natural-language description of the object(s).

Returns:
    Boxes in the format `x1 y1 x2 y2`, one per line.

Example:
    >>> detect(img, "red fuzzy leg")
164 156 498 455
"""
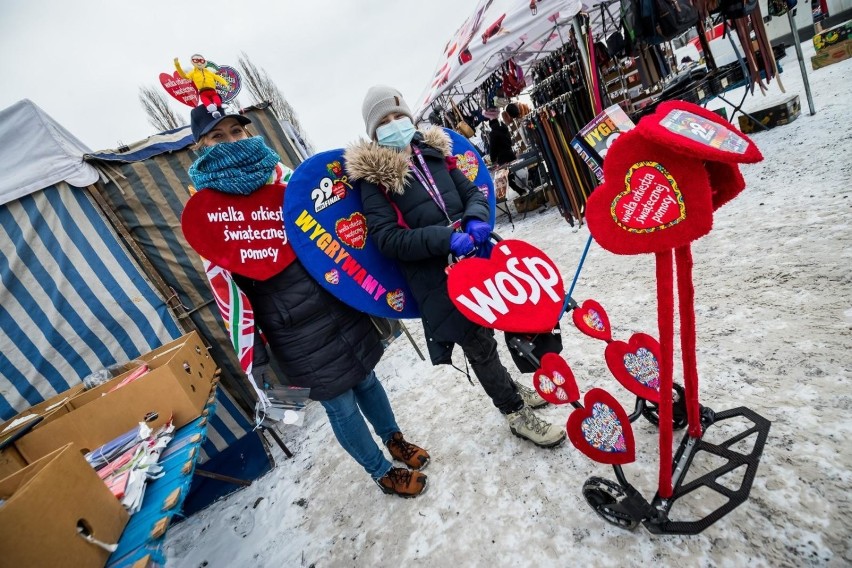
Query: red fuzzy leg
655 250 674 498
676 245 703 438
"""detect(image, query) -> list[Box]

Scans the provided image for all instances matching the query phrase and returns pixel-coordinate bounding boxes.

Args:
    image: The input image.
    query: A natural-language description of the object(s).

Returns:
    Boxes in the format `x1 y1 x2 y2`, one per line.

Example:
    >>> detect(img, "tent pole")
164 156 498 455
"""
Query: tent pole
787 11 816 115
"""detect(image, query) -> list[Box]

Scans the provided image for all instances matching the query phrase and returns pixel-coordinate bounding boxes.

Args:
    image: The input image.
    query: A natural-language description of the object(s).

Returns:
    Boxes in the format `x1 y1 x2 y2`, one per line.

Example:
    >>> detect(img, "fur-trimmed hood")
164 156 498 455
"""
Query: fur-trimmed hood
344 127 453 195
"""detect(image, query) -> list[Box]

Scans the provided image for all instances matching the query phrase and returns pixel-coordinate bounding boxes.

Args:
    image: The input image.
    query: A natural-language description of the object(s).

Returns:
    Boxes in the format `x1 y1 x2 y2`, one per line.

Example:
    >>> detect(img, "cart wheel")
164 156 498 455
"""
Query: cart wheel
582 477 640 530
641 383 688 430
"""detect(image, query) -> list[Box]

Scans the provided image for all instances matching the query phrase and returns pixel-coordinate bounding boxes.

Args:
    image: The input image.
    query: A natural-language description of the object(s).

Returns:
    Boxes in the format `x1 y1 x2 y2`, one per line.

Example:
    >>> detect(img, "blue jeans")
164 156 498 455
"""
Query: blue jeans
319 371 400 480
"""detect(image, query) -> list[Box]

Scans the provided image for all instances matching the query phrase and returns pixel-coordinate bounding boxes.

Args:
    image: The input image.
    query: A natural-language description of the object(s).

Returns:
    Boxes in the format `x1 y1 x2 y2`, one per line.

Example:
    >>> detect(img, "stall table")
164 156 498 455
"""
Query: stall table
105 400 217 568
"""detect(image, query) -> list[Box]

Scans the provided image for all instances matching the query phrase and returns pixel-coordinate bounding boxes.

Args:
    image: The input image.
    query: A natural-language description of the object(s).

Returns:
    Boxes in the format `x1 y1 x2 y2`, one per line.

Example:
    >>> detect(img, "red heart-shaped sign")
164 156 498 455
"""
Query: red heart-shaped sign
533 353 580 404
643 101 763 164
586 129 715 255
447 239 564 333
613 162 685 231
181 185 297 281
159 72 198 107
571 299 612 342
604 332 661 402
335 212 367 249
567 388 635 465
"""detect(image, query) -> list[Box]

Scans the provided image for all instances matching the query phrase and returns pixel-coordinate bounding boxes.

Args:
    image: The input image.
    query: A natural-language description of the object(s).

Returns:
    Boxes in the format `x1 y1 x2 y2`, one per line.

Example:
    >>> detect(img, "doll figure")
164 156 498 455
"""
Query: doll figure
174 54 230 117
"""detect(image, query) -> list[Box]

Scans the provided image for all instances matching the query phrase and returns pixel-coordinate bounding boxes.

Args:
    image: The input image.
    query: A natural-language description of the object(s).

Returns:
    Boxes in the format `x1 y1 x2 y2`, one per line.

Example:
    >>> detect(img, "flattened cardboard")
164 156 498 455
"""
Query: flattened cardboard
0 444 129 568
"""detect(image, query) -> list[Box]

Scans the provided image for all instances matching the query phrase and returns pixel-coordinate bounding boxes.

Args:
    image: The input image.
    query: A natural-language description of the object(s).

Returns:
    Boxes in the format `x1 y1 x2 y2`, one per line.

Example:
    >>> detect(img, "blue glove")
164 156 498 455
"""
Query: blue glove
449 232 475 257
475 240 494 259
465 219 492 245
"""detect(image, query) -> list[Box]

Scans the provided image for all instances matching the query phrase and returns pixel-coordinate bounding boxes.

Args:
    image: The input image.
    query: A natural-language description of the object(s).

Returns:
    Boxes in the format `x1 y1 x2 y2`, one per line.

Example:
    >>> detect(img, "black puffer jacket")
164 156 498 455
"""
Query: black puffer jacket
345 128 490 365
488 122 516 166
232 260 383 401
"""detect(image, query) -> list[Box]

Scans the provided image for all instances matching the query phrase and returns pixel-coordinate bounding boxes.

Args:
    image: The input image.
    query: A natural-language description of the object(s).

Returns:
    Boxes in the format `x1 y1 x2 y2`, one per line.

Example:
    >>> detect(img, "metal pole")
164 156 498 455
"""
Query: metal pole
787 11 817 115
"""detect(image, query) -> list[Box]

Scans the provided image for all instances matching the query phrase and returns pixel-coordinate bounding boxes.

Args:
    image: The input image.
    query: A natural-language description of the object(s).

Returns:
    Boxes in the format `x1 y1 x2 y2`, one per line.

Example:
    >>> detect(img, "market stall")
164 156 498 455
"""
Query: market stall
413 0 806 227
0 99 275 515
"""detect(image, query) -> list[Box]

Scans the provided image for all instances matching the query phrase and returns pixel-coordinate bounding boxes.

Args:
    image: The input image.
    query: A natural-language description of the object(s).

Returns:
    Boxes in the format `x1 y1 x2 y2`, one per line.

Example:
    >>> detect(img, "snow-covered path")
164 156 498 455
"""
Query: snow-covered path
165 41 851 567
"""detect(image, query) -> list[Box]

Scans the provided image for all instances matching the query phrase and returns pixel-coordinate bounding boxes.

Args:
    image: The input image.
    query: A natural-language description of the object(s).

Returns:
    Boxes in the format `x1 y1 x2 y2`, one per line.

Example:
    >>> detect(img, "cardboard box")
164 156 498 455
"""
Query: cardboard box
0 385 85 478
14 332 216 463
813 20 852 52
0 445 27 480
810 39 852 70
514 190 546 213
0 444 130 568
738 95 801 134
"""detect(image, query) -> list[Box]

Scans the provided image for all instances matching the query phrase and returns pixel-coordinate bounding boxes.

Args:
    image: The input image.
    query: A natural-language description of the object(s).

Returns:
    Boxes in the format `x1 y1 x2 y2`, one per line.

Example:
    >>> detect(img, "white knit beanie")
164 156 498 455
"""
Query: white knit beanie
361 85 414 140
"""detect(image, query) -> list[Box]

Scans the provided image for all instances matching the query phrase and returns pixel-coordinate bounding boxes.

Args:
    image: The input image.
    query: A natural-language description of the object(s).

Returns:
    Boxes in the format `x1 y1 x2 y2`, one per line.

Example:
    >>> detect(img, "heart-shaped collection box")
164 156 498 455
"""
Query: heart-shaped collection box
586 101 763 256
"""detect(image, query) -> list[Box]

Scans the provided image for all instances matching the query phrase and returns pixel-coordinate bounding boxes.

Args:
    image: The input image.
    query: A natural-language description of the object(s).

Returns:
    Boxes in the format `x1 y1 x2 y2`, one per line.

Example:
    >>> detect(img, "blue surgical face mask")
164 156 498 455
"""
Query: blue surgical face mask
376 117 416 149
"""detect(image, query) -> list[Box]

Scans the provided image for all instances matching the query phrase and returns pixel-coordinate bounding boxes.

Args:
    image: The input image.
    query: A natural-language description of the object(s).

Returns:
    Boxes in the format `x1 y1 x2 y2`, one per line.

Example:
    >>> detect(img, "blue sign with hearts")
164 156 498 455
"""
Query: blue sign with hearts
282 129 494 319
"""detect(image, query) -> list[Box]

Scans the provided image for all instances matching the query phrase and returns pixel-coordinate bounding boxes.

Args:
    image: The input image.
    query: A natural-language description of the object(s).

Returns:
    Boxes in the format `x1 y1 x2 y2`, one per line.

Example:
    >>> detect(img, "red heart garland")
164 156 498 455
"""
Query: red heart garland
533 353 580 404
604 332 661 403
566 388 635 465
159 72 198 107
447 239 564 333
335 212 367 250
571 299 612 342
181 185 297 281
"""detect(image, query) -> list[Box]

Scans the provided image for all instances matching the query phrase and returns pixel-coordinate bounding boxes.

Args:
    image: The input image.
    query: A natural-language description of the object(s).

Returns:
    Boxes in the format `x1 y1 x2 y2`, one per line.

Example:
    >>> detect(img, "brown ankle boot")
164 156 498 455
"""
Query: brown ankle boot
376 467 428 498
386 432 430 470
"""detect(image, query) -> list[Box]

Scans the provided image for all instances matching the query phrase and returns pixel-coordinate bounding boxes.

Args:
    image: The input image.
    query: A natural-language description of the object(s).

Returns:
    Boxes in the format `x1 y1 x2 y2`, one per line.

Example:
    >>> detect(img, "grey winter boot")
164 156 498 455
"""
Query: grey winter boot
513 379 548 409
506 406 565 448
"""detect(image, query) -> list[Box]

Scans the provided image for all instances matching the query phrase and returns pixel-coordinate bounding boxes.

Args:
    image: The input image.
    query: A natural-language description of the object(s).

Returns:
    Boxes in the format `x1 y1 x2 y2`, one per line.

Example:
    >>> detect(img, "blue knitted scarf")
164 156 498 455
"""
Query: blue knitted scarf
189 137 280 195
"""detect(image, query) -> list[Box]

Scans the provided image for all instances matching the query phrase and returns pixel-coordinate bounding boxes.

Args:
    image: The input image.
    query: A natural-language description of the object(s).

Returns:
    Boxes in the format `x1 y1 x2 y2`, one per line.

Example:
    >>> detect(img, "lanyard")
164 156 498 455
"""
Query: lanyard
409 147 451 222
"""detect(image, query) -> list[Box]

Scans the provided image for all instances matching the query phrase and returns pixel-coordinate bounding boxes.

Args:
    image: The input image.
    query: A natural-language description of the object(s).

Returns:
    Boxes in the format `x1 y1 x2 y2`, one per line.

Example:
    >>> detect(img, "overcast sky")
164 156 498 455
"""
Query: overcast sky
0 0 473 152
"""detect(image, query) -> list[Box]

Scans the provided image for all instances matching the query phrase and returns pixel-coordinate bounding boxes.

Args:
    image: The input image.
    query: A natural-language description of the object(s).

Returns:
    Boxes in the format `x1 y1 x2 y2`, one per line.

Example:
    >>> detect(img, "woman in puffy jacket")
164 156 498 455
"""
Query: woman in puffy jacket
185 104 428 498
345 86 564 449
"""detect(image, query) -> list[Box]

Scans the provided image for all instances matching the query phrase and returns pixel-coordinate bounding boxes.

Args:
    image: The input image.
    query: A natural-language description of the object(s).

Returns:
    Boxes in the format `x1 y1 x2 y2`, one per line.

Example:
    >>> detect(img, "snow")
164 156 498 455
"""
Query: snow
164 40 852 567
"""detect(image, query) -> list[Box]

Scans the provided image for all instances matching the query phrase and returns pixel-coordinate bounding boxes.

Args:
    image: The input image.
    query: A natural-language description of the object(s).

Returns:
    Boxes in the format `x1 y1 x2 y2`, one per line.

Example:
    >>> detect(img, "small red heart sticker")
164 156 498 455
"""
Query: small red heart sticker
386 289 406 312
447 239 564 333
567 388 635 465
324 269 340 285
332 181 348 199
604 332 661 402
159 72 198 107
335 212 367 250
533 353 580 404
181 185 297 281
455 150 480 181
571 299 612 342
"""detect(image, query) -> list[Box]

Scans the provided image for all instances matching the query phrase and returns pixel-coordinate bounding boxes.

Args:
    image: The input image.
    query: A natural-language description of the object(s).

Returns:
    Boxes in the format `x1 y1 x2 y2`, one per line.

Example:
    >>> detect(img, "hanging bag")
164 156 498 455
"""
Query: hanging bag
720 0 758 18
451 100 475 138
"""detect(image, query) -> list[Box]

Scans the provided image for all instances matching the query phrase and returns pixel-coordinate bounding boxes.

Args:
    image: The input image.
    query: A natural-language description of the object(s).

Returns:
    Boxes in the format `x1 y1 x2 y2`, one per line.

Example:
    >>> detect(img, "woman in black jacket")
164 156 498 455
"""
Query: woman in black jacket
345 86 564 448
185 105 428 497
487 118 526 195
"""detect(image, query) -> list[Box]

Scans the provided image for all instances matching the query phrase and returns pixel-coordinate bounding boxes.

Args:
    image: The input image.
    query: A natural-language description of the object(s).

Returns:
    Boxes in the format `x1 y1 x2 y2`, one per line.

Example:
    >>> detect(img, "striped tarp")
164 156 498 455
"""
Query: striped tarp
86 106 304 448
0 182 182 418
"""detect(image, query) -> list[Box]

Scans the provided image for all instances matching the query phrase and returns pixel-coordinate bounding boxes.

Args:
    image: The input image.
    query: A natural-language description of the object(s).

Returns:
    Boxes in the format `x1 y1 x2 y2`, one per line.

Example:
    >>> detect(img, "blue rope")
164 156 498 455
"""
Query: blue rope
560 234 593 319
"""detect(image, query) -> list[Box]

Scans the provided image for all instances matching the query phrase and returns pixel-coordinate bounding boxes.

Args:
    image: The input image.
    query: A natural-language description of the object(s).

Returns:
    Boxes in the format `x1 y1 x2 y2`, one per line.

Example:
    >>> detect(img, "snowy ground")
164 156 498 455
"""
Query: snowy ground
165 41 851 567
